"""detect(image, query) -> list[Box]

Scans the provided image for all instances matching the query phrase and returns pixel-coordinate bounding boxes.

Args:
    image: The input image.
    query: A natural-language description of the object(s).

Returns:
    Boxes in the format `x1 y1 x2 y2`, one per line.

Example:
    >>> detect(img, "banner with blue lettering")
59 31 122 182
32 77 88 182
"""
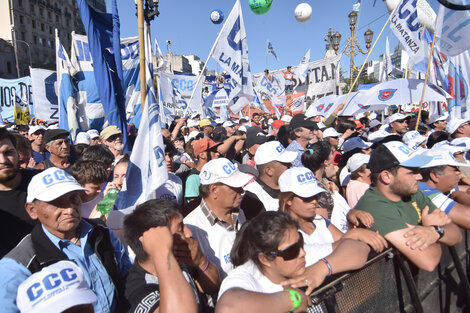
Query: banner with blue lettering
436 5 470 57
389 0 425 64
30 68 59 123
211 0 255 113
159 72 203 116
0 76 32 124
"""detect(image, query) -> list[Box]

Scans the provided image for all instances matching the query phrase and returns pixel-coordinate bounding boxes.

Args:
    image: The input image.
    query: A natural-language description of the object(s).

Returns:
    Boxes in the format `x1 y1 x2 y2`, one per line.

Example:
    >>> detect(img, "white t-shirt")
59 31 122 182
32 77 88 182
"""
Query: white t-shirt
184 204 246 280
152 173 183 205
299 216 334 266
330 191 352 234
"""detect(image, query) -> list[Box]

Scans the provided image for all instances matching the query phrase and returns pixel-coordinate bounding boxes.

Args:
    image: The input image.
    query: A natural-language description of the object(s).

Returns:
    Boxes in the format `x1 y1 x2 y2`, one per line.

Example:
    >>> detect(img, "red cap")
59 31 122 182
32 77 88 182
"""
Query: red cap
353 119 364 129
271 120 285 129
193 137 221 156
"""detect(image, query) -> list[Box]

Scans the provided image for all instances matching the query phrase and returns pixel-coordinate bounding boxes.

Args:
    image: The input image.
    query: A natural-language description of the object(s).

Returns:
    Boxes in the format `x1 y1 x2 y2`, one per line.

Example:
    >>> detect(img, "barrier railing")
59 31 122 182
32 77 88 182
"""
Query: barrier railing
309 230 470 313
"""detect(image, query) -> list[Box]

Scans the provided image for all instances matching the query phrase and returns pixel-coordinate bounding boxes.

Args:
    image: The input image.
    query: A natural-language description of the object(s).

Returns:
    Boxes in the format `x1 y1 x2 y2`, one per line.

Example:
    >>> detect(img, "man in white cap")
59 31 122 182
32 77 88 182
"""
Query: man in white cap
16 261 97 313
428 113 448 132
86 129 101 146
447 118 470 141
223 120 235 136
355 141 462 271
419 148 470 230
28 125 48 164
241 141 297 220
387 113 410 136
184 158 253 279
0 167 131 312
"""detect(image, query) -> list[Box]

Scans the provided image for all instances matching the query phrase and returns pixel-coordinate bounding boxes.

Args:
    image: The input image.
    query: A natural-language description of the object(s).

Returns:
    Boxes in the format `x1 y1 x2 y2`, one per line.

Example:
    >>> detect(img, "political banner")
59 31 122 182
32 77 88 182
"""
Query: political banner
436 4 470 57
211 0 255 113
389 0 425 64
0 76 32 124
30 68 59 123
159 72 203 116
306 54 341 101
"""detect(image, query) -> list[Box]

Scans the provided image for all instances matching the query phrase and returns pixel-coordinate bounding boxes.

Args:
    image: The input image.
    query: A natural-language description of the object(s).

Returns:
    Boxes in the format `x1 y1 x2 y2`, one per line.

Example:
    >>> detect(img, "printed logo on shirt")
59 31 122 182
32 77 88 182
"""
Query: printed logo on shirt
223 253 231 264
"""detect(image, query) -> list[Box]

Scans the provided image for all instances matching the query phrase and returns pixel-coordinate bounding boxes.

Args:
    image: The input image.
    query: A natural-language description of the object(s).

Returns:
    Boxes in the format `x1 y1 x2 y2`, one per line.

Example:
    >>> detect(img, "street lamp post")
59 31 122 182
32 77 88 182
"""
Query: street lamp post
339 10 374 89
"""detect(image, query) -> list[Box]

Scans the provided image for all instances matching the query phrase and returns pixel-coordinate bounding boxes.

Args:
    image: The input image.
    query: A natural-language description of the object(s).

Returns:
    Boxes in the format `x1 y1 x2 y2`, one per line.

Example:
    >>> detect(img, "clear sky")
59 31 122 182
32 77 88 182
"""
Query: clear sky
107 0 440 76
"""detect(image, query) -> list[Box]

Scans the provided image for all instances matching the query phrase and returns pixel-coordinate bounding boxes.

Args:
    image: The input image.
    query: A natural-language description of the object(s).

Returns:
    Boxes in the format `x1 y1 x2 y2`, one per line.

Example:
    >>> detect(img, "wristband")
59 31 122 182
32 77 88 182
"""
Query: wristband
321 258 333 276
285 289 302 312
201 259 210 273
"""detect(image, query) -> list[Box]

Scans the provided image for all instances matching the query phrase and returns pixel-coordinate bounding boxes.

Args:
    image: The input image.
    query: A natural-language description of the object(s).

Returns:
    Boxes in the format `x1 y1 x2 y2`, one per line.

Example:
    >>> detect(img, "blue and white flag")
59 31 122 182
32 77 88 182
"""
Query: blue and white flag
380 37 392 82
113 24 168 214
159 72 203 115
353 0 361 12
295 49 310 83
267 40 278 61
154 38 168 72
76 0 128 147
389 0 425 64
436 4 470 57
211 0 255 113
30 68 59 123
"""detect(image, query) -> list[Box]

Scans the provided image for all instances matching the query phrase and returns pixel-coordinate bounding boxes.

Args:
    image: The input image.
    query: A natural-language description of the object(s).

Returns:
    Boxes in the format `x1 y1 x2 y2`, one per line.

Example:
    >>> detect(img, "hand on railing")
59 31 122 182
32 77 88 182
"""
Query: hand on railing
403 224 440 250
344 228 388 253
347 209 375 228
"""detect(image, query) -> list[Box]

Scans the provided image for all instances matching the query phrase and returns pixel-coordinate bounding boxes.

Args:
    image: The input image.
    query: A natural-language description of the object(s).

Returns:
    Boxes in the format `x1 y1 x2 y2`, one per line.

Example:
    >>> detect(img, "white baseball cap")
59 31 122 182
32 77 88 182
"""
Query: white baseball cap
75 132 90 145
254 141 297 165
450 137 470 151
403 131 427 150
28 125 45 136
322 127 340 138
429 112 449 124
187 119 199 128
278 167 326 198
446 118 469 135
26 168 86 203
346 153 370 172
368 119 382 129
342 137 372 153
86 129 100 139
388 113 409 123
17 261 97 313
187 130 201 141
421 148 470 168
223 121 234 127
199 158 252 188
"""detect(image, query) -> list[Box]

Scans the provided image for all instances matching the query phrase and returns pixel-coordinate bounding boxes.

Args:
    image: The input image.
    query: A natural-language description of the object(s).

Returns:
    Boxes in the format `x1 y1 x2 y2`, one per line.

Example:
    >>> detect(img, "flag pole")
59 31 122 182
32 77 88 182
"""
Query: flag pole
415 14 440 130
137 0 146 113
266 40 268 70
334 8 394 116
183 2 236 117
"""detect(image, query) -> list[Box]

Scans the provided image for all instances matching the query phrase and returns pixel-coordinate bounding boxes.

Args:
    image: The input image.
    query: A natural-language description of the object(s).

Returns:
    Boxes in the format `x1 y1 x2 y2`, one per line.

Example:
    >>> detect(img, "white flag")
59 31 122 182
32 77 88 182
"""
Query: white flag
267 40 278 61
211 0 254 113
112 24 168 216
435 5 470 57
380 37 392 82
154 38 168 71
389 0 425 64
295 49 310 83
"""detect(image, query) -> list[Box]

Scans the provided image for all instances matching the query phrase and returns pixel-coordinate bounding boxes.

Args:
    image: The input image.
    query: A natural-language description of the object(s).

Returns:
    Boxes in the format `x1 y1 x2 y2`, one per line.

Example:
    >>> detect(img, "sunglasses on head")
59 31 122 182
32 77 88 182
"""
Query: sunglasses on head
267 232 304 261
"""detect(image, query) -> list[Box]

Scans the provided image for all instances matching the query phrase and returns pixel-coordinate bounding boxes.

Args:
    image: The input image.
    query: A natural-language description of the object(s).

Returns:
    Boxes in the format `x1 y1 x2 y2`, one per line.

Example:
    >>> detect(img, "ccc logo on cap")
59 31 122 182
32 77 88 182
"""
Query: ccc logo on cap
276 143 285 153
222 162 236 175
297 171 314 183
42 169 75 185
26 267 78 301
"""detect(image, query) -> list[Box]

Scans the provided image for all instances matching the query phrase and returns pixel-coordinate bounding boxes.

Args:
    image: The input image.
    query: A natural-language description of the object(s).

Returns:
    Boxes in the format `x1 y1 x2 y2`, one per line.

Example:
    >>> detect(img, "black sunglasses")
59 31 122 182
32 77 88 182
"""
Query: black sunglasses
267 232 304 261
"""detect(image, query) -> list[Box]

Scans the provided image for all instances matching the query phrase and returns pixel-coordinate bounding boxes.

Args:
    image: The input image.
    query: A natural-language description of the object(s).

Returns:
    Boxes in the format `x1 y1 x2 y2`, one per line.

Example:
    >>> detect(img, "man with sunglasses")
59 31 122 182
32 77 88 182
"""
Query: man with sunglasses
388 113 410 136
286 113 319 167
447 118 470 141
184 158 253 279
241 141 297 220
101 125 126 164
28 125 48 164
419 147 470 230
40 128 74 175
355 141 462 271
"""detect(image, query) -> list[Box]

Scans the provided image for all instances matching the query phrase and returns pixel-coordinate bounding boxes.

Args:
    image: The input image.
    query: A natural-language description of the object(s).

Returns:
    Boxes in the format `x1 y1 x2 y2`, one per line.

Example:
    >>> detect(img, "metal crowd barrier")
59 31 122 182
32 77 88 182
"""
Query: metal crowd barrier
309 230 470 313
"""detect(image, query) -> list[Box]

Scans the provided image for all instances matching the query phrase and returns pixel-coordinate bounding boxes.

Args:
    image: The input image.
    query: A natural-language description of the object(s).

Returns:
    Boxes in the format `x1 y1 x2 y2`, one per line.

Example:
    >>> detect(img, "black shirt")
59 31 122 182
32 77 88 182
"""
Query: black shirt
0 169 41 257
240 179 280 221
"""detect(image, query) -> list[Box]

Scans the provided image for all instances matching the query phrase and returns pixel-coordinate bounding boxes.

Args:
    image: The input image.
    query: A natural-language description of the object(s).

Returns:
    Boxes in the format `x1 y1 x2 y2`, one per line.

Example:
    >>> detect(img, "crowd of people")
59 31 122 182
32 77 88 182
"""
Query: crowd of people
0 106 469 312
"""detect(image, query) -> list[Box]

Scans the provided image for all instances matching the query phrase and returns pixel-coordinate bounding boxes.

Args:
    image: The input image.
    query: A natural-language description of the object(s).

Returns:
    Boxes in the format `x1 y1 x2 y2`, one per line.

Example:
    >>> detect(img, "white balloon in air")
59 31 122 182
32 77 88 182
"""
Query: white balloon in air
385 0 436 32
294 3 312 23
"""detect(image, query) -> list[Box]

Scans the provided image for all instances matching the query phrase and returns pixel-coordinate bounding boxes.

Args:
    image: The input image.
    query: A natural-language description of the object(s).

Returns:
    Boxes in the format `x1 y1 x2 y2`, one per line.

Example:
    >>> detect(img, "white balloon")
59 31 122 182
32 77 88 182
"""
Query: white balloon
294 3 312 23
385 0 436 32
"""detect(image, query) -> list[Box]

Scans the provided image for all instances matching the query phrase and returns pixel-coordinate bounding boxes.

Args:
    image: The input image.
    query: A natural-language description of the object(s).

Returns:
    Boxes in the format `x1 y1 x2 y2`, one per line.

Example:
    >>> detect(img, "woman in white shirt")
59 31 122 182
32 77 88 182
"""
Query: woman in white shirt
216 211 371 313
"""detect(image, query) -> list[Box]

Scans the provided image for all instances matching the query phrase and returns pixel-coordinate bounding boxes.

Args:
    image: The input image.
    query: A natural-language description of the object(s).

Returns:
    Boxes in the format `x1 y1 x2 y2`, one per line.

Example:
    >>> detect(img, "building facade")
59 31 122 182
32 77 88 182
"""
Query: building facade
0 0 105 78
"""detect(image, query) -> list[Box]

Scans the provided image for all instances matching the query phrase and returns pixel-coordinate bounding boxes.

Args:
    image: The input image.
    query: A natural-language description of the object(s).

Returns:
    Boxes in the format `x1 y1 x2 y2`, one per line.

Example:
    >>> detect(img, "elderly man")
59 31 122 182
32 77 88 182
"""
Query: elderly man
286 113 319 167
100 125 125 163
0 128 41 257
184 158 252 279
241 141 296 220
0 167 131 312
40 128 73 174
355 141 462 271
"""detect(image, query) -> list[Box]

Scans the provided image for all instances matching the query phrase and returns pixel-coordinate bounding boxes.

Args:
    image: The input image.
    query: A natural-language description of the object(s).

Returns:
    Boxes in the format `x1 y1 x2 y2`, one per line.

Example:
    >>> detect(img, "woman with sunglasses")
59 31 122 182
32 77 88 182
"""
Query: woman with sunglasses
216 211 370 313
278 167 388 260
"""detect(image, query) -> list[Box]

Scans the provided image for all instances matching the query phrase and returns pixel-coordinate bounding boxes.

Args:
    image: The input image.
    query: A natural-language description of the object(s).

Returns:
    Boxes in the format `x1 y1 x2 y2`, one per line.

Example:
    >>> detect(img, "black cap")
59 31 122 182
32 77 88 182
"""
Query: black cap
245 126 268 149
289 114 319 131
44 129 69 144
368 144 400 173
